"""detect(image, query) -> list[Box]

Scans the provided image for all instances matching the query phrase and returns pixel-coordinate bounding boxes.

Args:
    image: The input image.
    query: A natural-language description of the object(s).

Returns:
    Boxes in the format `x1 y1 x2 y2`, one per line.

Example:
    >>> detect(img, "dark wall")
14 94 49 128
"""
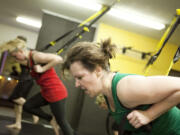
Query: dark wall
34 13 109 135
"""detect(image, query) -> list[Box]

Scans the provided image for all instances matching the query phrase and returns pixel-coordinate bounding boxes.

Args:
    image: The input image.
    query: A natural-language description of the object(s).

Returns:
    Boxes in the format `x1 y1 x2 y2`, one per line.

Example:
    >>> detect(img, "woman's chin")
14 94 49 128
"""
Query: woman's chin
88 93 97 98
89 95 94 98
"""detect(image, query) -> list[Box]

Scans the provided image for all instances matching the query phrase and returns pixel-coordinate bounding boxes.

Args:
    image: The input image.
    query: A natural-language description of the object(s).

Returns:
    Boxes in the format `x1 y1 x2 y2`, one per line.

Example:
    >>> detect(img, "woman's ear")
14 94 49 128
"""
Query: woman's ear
95 66 102 77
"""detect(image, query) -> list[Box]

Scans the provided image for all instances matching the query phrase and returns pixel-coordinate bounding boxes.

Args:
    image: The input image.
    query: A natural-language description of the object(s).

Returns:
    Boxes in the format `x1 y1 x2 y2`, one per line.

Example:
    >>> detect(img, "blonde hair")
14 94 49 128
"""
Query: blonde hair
0 36 26 53
95 94 106 105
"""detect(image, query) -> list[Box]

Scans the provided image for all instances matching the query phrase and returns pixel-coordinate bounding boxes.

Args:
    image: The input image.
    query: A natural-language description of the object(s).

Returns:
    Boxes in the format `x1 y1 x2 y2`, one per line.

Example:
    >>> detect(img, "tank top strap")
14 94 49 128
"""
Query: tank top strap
105 72 153 133
104 72 133 114
111 72 134 113
29 50 35 69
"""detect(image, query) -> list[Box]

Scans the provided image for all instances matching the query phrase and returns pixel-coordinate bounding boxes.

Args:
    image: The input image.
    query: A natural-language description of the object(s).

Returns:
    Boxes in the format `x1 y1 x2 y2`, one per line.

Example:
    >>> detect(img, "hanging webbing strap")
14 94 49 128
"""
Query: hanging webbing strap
164 46 180 75
117 113 129 135
56 5 112 55
106 108 152 135
106 112 112 135
117 112 152 135
0 51 8 75
40 6 109 51
144 10 180 74
40 29 74 51
173 46 180 63
40 0 119 52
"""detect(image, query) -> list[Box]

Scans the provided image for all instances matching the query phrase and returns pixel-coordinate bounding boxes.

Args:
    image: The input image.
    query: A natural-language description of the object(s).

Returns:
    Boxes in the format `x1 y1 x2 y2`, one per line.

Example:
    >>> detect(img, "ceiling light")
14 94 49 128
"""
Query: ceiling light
16 16 42 28
57 1 165 30
108 8 165 30
63 0 102 11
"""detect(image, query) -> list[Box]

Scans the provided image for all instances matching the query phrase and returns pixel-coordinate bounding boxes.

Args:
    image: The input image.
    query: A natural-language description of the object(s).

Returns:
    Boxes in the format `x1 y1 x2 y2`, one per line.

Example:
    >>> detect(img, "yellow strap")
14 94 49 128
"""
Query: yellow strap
79 35 82 39
176 9 180 15
155 16 177 52
50 41 56 46
165 46 180 76
51 5 110 50
144 15 178 75
144 64 152 76
55 1 119 54
165 61 174 76
83 27 89 32
78 5 109 27
57 48 64 55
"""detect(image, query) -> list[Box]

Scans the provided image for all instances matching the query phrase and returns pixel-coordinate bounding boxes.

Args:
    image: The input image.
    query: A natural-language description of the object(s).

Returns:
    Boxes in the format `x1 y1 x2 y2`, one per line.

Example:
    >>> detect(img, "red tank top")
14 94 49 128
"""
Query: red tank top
29 51 68 102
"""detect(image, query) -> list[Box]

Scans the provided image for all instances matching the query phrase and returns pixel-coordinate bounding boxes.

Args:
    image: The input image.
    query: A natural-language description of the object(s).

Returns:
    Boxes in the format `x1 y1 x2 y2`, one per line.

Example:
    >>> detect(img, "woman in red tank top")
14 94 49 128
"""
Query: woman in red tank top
9 37 77 135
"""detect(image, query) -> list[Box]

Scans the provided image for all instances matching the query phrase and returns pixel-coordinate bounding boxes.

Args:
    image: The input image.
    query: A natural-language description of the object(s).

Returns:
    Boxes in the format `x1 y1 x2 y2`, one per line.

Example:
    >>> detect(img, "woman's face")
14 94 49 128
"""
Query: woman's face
11 50 26 61
70 61 102 97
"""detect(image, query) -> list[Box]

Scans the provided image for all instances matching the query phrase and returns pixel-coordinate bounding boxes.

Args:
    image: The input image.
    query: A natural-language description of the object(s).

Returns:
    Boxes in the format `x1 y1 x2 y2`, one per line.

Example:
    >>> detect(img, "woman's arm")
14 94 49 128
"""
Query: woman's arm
127 91 180 128
32 51 63 73
116 75 180 128
144 90 180 121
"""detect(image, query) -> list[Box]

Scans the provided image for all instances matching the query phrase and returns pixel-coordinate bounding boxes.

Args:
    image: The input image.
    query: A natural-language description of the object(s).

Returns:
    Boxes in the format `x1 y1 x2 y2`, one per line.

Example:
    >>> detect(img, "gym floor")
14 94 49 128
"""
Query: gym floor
0 106 56 135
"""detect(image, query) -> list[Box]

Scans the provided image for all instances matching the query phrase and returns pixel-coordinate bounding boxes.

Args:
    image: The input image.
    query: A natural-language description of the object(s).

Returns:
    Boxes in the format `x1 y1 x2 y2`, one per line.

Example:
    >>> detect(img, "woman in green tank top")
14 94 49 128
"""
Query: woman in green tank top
62 38 180 135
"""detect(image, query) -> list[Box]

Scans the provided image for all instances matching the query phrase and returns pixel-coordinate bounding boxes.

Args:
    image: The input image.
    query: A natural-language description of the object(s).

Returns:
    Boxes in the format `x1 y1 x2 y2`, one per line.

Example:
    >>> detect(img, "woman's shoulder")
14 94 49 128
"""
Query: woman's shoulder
115 72 144 81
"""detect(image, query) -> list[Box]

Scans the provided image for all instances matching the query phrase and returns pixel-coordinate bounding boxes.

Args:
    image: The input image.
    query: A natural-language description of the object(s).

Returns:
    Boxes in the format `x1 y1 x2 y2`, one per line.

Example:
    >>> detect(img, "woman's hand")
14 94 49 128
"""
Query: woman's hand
33 65 44 73
127 110 152 128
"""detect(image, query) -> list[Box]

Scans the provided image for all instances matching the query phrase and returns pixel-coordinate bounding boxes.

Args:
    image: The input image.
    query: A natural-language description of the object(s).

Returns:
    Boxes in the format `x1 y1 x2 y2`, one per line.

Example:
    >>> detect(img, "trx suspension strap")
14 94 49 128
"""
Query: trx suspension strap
0 51 8 75
105 95 152 135
165 46 180 75
56 5 111 55
40 0 120 53
56 0 119 55
173 46 180 63
106 109 152 135
144 9 180 75
40 6 110 51
106 112 112 135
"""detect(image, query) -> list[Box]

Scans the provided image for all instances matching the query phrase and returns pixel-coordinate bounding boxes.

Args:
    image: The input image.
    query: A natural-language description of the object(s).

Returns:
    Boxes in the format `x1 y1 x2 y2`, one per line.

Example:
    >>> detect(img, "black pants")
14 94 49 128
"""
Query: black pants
9 79 34 102
23 92 74 135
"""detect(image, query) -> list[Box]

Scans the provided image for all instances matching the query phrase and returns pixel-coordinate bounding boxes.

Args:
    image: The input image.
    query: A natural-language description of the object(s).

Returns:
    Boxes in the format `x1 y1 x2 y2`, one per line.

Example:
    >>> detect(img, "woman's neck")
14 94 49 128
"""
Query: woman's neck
101 72 116 97
24 49 30 59
18 50 30 66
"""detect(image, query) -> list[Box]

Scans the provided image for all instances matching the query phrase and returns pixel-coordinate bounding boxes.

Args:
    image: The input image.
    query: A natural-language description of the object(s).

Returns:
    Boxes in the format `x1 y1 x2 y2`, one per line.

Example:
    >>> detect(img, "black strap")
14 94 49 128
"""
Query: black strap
106 113 133 135
145 15 180 68
40 29 75 51
105 104 152 135
118 113 129 135
117 113 152 135
106 112 112 135
173 46 180 63
40 5 112 52
56 6 111 55
105 111 152 135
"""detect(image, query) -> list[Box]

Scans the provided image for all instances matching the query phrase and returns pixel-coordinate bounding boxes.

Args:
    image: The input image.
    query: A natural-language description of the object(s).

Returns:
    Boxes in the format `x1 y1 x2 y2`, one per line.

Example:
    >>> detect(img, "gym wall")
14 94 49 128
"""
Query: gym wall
96 23 180 76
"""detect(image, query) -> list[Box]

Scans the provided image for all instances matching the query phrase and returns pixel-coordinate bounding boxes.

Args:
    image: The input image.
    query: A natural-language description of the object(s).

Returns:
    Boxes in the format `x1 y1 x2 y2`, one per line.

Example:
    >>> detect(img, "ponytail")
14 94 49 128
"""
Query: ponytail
100 38 116 60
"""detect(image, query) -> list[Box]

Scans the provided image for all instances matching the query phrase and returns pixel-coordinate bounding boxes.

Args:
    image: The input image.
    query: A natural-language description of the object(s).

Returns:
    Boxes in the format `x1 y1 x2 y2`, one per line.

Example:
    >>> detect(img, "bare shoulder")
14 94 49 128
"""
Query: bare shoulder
116 75 180 95
33 51 51 57
33 51 62 63
115 75 146 107
116 75 146 96
116 75 180 107
116 75 146 91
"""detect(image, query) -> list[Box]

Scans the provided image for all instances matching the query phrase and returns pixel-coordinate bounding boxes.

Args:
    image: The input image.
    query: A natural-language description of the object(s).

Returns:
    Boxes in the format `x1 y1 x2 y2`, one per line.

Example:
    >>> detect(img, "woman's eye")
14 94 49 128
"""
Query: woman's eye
77 77 82 80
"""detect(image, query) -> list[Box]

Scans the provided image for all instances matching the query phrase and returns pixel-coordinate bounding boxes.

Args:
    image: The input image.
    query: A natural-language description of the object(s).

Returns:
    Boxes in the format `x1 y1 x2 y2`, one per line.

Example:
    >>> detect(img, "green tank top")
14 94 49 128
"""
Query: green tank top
105 72 180 135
